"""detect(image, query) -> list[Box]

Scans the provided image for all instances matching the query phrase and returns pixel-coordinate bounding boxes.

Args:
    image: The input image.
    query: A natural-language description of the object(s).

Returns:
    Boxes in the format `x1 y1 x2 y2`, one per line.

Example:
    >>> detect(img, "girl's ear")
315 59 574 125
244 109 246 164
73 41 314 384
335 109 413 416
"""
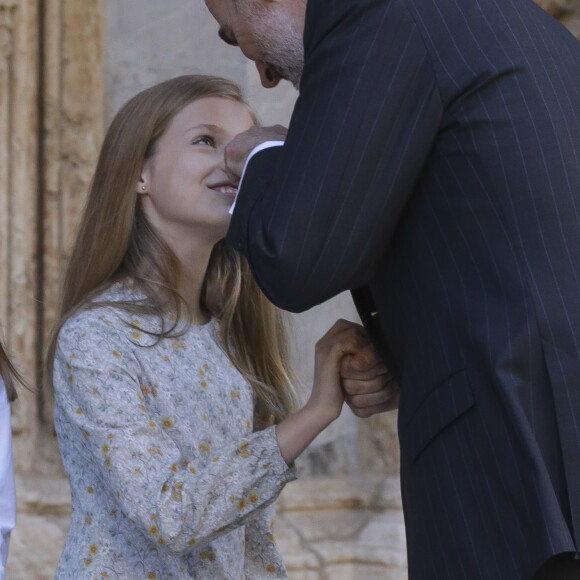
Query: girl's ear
136 179 147 195
136 163 150 195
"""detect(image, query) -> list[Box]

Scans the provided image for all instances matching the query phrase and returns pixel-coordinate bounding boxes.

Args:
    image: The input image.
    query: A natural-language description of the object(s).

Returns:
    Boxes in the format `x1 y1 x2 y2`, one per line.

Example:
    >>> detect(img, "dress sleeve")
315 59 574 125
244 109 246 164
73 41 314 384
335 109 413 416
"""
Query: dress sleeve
227 0 443 312
53 313 296 555
0 378 15 580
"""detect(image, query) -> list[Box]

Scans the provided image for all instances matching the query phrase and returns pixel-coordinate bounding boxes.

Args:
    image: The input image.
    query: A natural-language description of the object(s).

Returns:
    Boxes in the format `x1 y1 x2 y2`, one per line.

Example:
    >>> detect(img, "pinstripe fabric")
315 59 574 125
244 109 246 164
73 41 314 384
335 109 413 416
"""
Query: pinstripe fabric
227 0 580 577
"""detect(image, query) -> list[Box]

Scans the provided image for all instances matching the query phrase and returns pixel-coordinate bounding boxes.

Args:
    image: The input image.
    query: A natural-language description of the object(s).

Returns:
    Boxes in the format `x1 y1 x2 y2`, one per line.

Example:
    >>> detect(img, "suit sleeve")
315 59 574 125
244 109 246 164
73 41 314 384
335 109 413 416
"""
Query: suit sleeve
227 0 442 312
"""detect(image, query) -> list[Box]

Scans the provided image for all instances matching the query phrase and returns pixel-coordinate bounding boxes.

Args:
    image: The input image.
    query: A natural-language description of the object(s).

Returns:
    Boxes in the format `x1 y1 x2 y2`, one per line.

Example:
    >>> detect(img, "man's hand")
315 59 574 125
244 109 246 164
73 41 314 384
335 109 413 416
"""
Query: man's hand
224 125 288 180
340 342 399 418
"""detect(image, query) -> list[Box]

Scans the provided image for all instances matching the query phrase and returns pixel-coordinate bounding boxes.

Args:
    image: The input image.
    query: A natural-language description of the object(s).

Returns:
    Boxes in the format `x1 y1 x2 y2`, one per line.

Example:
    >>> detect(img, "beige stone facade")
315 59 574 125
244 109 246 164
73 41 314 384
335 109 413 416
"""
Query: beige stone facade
1 0 40 475
3 0 104 577
3 1 580 578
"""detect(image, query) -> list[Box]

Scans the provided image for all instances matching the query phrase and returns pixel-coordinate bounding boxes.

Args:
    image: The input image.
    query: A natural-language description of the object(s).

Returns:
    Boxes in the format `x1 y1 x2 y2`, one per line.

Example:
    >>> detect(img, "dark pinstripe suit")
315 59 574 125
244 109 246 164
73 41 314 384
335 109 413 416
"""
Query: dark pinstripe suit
226 0 580 577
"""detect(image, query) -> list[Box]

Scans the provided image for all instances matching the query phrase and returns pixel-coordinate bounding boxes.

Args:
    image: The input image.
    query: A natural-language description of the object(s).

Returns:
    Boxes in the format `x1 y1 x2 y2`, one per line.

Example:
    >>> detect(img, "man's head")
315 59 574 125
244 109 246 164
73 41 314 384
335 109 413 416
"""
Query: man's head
205 0 306 89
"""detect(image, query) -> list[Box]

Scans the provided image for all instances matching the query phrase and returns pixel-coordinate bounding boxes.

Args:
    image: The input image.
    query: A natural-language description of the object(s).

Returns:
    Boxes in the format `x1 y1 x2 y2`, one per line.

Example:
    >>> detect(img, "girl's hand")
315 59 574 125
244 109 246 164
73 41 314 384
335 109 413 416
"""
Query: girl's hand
275 319 371 466
306 319 372 424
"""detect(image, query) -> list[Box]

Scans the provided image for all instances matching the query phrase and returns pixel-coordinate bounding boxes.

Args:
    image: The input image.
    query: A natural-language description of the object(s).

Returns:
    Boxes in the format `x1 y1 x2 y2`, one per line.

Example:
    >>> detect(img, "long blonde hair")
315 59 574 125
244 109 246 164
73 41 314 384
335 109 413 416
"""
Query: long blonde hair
0 340 22 402
47 75 300 423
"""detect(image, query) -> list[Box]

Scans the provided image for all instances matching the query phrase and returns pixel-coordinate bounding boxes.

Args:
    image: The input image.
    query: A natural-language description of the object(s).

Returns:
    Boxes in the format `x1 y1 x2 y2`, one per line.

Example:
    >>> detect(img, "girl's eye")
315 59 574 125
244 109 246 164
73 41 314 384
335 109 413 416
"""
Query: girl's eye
193 135 215 146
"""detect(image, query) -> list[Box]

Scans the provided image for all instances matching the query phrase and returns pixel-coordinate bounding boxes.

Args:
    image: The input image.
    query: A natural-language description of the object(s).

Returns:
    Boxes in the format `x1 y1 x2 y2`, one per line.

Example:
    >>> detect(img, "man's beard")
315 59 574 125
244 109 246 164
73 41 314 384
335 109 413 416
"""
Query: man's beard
240 3 304 88
257 14 304 88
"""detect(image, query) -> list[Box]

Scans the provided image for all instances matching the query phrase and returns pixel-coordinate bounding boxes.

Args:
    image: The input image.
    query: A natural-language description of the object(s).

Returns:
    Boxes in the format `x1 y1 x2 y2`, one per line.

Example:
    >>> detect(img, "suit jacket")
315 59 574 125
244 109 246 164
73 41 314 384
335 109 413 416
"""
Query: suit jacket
227 0 580 577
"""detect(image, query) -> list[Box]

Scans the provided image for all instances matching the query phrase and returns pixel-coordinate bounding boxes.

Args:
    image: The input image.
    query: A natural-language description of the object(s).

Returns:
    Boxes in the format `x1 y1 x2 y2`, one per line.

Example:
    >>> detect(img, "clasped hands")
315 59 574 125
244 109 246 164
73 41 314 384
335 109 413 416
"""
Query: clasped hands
338 323 399 417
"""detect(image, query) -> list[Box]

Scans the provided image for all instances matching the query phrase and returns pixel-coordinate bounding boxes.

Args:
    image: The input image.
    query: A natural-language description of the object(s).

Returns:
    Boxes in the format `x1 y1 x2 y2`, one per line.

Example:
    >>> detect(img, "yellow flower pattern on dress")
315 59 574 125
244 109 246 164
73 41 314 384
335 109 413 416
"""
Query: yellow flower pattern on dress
52 282 295 579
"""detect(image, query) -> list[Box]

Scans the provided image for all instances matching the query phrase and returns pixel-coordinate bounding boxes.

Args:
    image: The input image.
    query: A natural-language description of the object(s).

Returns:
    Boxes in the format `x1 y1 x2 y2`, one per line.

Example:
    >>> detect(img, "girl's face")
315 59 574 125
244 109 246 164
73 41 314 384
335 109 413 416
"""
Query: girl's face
139 96 254 250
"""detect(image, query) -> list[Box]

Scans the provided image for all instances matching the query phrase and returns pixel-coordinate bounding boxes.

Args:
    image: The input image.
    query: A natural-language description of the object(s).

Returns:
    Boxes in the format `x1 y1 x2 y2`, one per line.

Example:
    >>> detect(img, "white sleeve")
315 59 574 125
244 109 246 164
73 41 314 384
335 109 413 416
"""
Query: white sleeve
229 141 285 215
0 377 15 580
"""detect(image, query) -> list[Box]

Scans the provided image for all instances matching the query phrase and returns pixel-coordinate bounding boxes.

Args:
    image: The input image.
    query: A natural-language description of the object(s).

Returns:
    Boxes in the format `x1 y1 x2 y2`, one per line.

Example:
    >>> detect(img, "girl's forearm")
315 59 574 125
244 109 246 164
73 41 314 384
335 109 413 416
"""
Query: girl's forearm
275 401 337 466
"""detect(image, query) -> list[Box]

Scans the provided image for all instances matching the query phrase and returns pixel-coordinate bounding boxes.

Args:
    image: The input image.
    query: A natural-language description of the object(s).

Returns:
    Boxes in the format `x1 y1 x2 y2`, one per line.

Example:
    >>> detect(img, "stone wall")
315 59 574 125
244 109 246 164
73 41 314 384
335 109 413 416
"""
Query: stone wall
5 1 580 579
5 0 104 578
1 0 40 476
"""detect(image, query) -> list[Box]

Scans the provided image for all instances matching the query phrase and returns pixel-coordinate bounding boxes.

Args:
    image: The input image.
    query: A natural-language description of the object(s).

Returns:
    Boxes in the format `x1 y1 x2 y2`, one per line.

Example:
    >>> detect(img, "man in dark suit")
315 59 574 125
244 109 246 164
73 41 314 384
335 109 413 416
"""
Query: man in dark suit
204 0 580 578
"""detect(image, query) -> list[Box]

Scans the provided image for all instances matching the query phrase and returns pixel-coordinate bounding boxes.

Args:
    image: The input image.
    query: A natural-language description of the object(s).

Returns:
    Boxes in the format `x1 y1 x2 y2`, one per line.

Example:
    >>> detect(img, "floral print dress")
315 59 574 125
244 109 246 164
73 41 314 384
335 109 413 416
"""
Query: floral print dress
53 283 296 579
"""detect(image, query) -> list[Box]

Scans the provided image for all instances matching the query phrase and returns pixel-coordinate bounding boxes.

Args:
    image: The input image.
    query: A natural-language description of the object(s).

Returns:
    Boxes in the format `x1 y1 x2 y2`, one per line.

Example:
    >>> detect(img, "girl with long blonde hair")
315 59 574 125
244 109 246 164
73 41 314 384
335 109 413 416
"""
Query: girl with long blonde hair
48 75 369 579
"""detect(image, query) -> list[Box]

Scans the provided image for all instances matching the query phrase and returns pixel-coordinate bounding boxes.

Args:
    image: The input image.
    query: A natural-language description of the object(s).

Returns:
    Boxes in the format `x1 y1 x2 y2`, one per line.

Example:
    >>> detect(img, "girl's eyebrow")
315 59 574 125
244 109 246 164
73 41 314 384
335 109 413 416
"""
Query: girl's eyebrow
184 123 224 136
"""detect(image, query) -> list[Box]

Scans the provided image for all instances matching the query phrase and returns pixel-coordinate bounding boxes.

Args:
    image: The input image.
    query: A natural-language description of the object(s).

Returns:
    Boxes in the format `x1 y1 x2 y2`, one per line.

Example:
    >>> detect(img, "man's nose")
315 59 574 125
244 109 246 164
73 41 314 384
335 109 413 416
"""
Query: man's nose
255 61 281 88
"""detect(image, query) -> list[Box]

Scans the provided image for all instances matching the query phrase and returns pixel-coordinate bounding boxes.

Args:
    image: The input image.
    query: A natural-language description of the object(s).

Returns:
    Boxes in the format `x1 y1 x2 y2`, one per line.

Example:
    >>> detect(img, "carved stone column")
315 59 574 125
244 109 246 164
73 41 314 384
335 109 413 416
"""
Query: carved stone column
0 0 40 473
37 0 104 465
5 1 103 577
1 0 103 474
